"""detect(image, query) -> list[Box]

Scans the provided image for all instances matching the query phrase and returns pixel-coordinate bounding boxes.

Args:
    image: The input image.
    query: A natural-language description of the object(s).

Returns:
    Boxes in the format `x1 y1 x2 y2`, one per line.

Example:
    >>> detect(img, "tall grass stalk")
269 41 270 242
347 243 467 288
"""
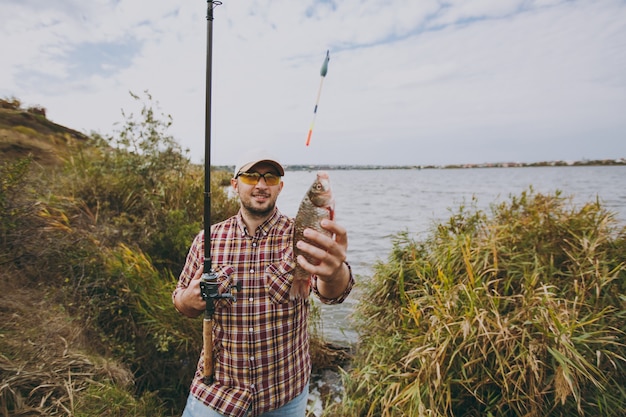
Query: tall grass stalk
328 189 626 416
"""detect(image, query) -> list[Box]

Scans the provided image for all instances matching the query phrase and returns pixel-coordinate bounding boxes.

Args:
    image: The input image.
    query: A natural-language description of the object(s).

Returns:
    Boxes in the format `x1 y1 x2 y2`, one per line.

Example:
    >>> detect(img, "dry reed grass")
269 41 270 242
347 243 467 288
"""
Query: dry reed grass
0 276 137 416
326 189 626 417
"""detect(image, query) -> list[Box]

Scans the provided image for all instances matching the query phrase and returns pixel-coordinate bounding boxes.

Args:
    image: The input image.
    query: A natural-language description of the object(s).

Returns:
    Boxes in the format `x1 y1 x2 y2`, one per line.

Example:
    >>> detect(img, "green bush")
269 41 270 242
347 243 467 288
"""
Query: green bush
80 243 203 409
60 91 238 272
46 92 241 411
329 189 626 417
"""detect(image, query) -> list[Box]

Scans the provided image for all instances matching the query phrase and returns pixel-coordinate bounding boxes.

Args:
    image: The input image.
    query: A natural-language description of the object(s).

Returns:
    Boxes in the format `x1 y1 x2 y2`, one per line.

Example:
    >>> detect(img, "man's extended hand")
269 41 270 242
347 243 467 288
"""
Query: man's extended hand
295 219 350 299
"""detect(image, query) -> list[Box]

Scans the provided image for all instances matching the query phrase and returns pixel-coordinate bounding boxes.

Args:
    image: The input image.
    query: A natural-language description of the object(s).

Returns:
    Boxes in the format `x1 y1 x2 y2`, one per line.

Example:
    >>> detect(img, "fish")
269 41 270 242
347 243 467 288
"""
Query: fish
291 171 335 300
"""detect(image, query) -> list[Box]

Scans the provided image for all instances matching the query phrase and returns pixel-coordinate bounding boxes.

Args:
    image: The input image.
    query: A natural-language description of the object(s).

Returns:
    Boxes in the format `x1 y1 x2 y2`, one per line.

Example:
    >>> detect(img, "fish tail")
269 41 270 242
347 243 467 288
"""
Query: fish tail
289 278 311 300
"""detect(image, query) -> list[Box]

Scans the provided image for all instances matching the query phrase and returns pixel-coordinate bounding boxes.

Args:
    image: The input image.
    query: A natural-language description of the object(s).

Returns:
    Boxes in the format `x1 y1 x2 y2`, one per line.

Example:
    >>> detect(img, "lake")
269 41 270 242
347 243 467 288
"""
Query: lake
276 166 626 345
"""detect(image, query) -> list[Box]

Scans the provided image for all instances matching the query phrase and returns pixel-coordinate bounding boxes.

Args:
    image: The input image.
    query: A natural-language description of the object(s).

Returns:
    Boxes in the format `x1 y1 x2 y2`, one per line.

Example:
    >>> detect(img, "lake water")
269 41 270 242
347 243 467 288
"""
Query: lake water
276 166 626 345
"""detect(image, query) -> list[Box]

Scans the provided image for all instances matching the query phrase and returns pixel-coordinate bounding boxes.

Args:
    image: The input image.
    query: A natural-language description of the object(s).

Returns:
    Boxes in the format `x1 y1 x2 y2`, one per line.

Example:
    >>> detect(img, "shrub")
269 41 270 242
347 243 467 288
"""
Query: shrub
0 97 21 110
26 105 47 118
79 243 203 409
60 91 238 272
329 189 626 417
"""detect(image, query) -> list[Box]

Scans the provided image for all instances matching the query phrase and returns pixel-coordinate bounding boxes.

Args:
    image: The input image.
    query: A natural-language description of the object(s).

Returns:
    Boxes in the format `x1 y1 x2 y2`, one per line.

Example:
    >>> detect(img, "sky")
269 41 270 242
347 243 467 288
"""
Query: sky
1 0 625 167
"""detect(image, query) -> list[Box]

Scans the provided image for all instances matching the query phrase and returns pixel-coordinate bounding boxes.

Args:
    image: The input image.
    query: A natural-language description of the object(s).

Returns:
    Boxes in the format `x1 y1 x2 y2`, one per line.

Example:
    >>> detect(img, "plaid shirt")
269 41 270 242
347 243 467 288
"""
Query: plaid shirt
173 208 353 417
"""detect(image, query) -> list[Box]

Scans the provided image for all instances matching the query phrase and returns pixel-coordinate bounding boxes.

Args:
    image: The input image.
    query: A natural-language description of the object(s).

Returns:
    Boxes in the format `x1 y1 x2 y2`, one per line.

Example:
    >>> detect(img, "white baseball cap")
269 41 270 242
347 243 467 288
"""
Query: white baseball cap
233 150 285 178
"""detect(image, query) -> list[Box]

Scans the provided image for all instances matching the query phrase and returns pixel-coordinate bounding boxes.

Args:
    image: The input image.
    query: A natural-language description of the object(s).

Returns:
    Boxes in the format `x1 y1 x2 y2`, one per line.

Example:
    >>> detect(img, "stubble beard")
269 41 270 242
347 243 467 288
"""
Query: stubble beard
241 195 276 219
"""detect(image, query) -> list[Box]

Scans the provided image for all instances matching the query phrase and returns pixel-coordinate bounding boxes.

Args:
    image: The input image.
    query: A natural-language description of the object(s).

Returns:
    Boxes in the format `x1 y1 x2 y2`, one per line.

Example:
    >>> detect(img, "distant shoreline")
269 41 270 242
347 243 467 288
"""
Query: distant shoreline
212 158 626 172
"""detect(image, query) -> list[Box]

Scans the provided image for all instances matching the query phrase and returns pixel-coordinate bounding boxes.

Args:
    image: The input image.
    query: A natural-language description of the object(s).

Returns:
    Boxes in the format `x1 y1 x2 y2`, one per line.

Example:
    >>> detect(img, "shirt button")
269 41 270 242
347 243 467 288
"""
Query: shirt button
249 328 254 333
250 356 255 361
249 297 254 302
250 384 255 389
252 242 257 247
250 268 254 273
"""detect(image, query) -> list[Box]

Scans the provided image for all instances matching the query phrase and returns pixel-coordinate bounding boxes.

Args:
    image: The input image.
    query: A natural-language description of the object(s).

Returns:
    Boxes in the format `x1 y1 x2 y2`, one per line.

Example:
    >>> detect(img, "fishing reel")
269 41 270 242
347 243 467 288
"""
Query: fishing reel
199 271 242 315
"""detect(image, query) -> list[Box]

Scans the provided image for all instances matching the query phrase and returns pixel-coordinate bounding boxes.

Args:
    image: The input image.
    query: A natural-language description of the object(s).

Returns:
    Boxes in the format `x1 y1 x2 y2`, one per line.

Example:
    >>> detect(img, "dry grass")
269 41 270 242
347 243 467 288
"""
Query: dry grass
0 275 137 416
1 95 342 416
0 100 88 167
327 190 626 417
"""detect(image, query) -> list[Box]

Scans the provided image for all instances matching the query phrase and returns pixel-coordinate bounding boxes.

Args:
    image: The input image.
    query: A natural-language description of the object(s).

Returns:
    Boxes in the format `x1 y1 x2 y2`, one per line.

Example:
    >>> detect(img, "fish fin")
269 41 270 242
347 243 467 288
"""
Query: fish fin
289 277 311 300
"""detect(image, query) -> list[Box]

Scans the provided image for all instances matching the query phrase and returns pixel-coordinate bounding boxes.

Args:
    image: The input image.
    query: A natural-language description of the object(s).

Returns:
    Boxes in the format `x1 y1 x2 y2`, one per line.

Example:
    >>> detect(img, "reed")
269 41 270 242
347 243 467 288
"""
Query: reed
328 189 626 416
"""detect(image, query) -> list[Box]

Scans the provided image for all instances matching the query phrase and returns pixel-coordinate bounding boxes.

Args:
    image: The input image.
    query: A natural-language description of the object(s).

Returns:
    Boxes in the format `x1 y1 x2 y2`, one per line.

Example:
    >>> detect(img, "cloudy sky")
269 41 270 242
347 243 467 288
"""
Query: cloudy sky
1 0 625 166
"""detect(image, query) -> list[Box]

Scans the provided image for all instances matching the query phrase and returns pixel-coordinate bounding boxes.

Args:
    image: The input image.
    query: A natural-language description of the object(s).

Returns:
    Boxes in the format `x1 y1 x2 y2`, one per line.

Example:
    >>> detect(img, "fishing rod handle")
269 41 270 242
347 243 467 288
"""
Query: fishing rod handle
203 317 215 384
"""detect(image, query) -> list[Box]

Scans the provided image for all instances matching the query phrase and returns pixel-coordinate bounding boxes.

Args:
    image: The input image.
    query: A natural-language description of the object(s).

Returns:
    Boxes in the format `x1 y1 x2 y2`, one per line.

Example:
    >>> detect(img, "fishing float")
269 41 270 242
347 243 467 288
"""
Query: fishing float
306 50 330 147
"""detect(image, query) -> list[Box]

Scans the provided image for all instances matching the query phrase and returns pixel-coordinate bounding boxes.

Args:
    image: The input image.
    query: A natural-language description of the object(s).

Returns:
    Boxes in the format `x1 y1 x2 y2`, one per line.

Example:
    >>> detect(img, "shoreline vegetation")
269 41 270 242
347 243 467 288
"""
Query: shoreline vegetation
214 158 626 173
2 97 624 173
211 158 626 171
2 96 625 416
327 189 626 416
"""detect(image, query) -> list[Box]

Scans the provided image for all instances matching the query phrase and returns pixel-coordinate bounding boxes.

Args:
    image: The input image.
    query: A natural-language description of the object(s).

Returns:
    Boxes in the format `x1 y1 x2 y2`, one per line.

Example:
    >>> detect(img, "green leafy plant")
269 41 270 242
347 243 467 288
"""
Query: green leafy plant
81 243 203 405
329 189 626 417
60 91 238 272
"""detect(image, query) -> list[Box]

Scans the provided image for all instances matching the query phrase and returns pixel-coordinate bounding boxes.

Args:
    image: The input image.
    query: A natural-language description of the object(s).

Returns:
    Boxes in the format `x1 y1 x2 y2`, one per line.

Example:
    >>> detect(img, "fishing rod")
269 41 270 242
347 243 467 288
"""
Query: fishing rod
198 0 239 385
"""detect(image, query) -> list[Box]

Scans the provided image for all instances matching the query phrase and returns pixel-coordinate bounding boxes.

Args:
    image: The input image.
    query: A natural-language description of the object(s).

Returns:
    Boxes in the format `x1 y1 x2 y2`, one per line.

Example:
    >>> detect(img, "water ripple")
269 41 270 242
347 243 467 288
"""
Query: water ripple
277 166 626 344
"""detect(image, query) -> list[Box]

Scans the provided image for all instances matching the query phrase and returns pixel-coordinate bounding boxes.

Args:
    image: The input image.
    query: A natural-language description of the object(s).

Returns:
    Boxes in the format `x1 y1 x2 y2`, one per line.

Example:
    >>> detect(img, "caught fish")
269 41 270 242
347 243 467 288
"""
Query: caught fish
291 171 335 300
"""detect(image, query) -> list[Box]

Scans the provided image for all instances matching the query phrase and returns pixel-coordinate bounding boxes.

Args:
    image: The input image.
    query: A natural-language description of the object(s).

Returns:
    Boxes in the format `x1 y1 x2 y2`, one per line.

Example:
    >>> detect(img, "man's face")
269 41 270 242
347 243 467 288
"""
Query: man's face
231 162 284 218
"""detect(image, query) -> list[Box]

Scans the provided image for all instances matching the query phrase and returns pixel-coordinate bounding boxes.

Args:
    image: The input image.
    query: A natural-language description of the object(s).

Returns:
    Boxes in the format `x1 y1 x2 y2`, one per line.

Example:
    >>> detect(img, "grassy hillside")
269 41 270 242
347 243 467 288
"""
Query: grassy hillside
0 95 347 416
0 96 208 415
0 98 89 166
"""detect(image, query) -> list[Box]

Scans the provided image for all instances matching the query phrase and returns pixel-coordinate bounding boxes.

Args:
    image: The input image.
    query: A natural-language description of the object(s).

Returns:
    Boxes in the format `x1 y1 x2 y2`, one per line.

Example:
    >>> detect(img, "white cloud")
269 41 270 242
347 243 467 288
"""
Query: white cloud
1 0 624 166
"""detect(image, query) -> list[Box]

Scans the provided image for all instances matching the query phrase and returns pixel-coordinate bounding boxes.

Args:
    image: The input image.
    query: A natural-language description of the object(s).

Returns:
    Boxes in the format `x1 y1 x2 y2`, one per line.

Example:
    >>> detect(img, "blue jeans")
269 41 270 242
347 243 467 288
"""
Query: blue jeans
181 384 309 417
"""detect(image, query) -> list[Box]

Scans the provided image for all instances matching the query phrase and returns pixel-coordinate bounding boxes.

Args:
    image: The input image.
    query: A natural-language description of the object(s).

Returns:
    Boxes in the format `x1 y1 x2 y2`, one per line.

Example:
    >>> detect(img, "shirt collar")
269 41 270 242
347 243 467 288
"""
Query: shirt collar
236 208 282 237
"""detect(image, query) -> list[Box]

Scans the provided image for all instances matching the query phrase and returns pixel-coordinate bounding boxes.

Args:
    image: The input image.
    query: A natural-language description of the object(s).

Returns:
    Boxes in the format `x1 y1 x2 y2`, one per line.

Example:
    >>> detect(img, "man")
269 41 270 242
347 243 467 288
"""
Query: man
173 151 354 417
